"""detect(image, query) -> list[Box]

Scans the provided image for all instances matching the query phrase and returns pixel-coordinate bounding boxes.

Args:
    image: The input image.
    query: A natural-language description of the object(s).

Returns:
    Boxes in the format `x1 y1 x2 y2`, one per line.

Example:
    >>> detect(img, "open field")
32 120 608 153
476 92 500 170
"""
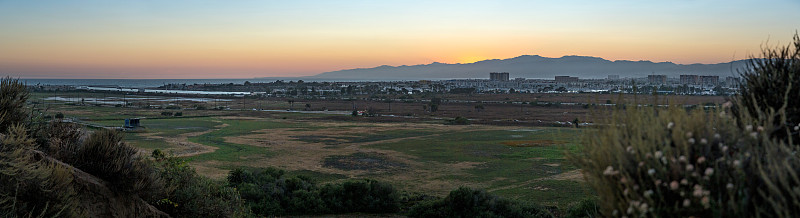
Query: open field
29 91 726 209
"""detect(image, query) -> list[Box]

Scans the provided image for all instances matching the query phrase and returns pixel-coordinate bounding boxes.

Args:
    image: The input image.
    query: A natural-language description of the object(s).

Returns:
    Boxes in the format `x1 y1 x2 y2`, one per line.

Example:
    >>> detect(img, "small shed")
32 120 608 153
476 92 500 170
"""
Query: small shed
124 118 140 128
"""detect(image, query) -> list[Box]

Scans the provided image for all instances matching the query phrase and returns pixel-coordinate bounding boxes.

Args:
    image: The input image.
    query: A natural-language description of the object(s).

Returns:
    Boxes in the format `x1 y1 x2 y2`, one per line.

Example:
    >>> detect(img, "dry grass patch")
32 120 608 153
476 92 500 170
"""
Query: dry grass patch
501 139 565 147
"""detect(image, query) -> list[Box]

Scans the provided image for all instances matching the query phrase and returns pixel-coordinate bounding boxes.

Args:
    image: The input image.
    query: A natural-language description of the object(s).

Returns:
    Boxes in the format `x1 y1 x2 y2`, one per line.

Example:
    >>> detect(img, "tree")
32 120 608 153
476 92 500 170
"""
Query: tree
288 100 295 110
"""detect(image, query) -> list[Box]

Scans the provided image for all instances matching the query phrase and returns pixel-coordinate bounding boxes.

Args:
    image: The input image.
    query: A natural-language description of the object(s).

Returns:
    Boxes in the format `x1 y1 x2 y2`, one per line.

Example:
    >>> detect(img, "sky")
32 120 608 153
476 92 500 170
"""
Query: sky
1 0 798 79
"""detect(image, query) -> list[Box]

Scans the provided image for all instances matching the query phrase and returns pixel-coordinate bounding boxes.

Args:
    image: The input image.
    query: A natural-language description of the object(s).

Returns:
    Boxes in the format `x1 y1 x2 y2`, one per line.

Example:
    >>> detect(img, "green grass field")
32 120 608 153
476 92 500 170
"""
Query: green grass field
30 91 594 210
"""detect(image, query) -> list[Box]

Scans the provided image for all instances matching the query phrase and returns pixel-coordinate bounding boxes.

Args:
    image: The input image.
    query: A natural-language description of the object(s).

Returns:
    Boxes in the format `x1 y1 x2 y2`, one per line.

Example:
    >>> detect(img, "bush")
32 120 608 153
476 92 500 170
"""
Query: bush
228 168 400 216
54 112 64 119
0 77 30 133
67 129 161 195
161 111 173 116
564 197 599 218
151 151 248 217
572 105 758 217
0 79 79 216
228 167 326 215
447 116 471 125
573 34 800 217
174 112 183 116
733 32 800 143
320 179 400 214
407 187 552 218
0 125 78 217
731 33 800 217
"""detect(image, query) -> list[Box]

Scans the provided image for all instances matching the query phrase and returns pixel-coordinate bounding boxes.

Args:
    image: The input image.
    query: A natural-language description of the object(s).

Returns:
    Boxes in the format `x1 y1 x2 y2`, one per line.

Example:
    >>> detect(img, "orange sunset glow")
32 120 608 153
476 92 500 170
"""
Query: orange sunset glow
1 1 799 79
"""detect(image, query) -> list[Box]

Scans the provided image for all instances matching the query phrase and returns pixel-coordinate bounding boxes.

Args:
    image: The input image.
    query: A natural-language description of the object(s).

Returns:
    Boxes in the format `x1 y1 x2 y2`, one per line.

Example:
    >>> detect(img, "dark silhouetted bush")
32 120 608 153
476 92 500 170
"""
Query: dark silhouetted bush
228 167 326 215
228 168 400 216
407 187 552 218
69 129 161 195
447 116 470 125
733 32 800 143
320 179 400 214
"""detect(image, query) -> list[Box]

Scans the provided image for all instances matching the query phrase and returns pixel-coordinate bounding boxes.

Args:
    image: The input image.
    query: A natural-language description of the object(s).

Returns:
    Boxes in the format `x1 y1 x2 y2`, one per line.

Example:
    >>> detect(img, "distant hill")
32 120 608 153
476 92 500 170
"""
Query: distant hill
308 55 747 80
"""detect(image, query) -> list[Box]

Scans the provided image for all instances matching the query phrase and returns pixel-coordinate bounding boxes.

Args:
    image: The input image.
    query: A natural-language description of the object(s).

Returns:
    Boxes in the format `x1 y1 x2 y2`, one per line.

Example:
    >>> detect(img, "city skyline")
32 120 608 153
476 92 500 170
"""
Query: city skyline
1 0 799 79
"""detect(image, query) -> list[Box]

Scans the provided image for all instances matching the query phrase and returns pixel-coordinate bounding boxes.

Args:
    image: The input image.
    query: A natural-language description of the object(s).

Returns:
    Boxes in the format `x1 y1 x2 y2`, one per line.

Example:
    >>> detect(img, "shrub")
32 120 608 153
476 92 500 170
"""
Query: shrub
731 33 800 217
68 129 161 195
733 32 800 144
407 187 552 218
572 105 759 217
43 121 84 159
0 124 78 217
447 116 470 125
228 168 401 216
174 112 183 116
0 77 30 133
151 151 248 217
320 179 400 214
572 34 800 217
161 111 173 116
54 112 65 119
228 167 326 215
564 197 599 218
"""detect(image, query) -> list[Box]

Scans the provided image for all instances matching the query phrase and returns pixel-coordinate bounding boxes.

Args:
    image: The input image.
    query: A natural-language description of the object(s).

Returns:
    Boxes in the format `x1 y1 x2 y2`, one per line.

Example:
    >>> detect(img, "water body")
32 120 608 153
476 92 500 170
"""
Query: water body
79 86 255 95
44 96 232 104
20 78 393 88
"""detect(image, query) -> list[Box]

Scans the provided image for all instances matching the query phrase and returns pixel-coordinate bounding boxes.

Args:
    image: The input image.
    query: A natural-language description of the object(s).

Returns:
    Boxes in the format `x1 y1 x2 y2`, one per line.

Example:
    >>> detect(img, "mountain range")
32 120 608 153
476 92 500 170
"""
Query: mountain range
307 55 747 80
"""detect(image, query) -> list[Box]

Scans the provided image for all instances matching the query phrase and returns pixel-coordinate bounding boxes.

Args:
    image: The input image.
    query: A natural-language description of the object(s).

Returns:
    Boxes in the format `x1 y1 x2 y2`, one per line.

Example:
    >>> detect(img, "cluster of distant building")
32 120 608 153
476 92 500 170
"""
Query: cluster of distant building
30 71 740 97
644 74 731 86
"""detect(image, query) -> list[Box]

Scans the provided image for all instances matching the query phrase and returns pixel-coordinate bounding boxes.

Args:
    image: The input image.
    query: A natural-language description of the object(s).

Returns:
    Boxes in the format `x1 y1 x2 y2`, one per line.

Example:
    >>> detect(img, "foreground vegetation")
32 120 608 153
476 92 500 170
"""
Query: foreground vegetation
573 33 800 217
1 77 584 217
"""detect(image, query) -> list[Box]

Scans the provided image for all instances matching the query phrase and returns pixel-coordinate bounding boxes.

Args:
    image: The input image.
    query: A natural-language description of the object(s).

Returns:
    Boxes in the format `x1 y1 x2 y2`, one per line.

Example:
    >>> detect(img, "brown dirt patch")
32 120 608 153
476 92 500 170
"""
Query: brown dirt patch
323 152 407 172
548 169 584 181
501 140 566 147
189 161 230 180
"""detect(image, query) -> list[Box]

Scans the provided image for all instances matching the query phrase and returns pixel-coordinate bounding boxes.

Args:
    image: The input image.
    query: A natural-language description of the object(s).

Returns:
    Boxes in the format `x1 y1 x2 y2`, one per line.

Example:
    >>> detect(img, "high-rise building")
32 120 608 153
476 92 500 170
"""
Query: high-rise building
725 76 740 87
489 72 510 81
700 76 719 85
555 76 579 83
648 75 667 84
680 75 700 84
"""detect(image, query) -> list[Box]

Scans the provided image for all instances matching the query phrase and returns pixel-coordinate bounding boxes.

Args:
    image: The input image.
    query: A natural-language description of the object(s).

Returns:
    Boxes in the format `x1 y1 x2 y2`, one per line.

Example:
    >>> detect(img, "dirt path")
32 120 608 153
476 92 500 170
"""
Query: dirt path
486 169 584 193
170 123 228 157
135 122 227 157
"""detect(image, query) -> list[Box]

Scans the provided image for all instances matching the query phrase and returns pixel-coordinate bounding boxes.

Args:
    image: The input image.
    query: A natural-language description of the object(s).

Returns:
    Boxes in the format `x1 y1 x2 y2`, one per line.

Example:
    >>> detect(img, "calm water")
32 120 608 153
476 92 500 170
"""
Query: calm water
19 78 377 88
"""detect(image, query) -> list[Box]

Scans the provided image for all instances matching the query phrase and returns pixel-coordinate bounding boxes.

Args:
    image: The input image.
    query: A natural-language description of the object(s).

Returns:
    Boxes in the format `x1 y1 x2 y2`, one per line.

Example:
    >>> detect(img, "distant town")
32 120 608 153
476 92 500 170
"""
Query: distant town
31 72 739 97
